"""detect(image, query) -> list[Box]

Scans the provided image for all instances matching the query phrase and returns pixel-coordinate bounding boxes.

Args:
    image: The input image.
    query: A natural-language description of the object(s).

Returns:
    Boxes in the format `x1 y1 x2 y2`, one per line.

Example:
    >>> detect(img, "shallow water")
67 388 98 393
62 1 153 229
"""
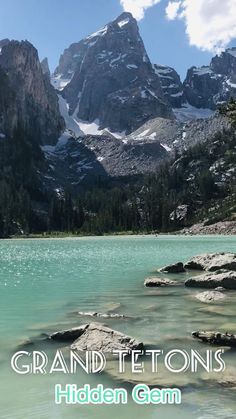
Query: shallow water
0 235 236 419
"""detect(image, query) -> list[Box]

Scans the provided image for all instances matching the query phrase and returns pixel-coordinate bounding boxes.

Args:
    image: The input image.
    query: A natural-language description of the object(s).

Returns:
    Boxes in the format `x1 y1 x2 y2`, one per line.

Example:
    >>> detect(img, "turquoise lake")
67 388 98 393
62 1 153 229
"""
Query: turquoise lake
0 235 236 419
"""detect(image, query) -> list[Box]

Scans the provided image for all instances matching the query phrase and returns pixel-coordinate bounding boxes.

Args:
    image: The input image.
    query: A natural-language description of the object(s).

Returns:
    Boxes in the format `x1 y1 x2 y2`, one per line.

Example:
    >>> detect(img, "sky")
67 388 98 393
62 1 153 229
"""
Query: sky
0 0 236 80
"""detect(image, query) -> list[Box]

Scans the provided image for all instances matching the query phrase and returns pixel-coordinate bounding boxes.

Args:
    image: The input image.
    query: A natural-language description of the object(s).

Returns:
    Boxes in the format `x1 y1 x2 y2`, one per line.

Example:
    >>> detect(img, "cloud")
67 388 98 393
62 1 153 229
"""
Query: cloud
120 0 161 20
165 0 236 53
166 1 181 20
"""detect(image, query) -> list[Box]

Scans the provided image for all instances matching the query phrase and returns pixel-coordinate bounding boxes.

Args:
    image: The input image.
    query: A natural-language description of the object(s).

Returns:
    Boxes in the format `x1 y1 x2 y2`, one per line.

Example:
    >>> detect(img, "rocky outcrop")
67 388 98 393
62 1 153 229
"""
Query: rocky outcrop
153 64 185 108
55 12 173 135
170 205 189 224
183 48 236 110
41 57 50 77
185 270 236 290
70 322 143 352
192 331 236 347
184 253 236 272
159 262 185 273
0 40 64 145
195 290 226 303
144 277 177 287
0 38 10 49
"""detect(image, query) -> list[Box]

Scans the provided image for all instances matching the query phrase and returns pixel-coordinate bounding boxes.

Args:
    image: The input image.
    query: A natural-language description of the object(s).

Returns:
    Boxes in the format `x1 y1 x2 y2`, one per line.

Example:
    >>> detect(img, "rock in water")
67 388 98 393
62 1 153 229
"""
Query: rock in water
144 277 177 287
77 311 126 319
184 253 236 272
159 262 185 273
185 270 236 290
71 323 143 353
192 331 236 347
54 12 173 134
49 325 89 342
195 290 226 303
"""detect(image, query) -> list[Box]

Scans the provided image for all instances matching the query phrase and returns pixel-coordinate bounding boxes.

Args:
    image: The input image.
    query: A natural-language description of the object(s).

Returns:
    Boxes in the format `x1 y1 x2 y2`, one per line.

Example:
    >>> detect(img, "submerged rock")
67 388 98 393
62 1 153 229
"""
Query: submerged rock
144 277 177 287
77 311 126 319
159 262 186 273
197 306 235 317
192 331 236 347
185 270 236 290
201 367 236 388
103 302 122 312
71 322 143 353
184 253 236 272
195 290 226 303
106 359 199 388
50 325 89 342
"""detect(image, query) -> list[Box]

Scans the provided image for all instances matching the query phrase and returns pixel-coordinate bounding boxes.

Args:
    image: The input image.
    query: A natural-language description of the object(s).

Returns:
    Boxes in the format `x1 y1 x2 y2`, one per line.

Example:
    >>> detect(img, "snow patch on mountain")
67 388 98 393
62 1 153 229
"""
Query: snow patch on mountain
51 74 73 91
87 25 108 39
118 18 130 28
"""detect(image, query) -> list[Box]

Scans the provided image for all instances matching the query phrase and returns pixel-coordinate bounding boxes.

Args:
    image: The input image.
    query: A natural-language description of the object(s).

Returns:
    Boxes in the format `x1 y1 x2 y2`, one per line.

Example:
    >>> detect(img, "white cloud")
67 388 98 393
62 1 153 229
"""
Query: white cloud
165 0 236 53
120 0 161 20
166 1 181 20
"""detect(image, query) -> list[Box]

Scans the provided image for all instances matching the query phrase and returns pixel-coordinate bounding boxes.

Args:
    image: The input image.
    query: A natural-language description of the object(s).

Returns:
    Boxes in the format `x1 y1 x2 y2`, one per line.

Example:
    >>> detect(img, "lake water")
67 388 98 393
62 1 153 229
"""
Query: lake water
0 235 236 419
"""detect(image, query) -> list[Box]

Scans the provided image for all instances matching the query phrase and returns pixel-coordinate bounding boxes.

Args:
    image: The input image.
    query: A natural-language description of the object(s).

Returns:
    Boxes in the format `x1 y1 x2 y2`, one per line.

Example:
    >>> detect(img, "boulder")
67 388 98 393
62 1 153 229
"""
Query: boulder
195 290 226 303
71 323 143 353
49 325 89 342
144 277 177 287
184 253 236 272
192 331 236 347
159 262 186 273
185 270 236 290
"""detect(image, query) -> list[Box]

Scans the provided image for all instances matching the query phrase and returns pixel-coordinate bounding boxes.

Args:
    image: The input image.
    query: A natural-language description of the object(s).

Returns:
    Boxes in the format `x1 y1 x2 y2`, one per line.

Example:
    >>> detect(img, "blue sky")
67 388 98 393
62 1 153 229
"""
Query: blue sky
0 0 233 79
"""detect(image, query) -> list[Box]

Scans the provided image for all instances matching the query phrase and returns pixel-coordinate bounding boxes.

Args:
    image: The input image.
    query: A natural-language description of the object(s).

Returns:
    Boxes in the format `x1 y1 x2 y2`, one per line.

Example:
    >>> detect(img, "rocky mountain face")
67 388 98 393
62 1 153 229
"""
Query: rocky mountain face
152 64 185 108
0 41 64 145
41 57 50 78
54 12 173 135
183 48 236 110
42 133 169 194
127 114 230 152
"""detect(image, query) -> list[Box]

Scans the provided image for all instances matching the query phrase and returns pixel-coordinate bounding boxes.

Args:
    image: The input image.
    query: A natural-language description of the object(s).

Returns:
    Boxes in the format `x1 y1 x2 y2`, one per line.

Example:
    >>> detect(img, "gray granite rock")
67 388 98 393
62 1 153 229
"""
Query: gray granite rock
144 277 177 287
185 270 236 290
184 253 236 272
49 324 89 342
71 322 143 352
159 262 185 273
192 331 236 347
195 290 226 303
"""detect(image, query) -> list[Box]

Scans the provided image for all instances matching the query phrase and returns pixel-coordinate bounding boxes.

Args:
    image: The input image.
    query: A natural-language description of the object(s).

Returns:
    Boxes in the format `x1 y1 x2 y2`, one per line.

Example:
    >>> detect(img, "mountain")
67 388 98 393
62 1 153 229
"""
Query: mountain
0 40 64 145
53 12 173 135
152 64 185 108
184 48 236 110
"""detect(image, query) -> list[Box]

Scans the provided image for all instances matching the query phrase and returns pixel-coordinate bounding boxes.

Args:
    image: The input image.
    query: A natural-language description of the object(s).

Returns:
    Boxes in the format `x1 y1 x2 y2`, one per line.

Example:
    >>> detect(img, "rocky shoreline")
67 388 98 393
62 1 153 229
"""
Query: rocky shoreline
177 221 236 235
